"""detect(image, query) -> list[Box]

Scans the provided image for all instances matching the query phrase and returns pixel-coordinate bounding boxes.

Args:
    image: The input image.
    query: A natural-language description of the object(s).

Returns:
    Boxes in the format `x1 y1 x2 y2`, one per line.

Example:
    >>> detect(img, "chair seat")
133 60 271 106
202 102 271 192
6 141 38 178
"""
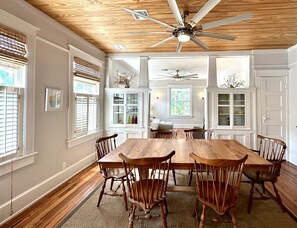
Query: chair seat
197 181 237 214
244 170 275 182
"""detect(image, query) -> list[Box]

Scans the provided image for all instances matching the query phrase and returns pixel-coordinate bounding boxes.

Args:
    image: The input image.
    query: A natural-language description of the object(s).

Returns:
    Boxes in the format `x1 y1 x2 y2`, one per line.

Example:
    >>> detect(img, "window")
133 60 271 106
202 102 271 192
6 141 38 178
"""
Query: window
0 24 26 158
169 86 192 117
67 45 103 147
216 56 250 88
73 57 100 137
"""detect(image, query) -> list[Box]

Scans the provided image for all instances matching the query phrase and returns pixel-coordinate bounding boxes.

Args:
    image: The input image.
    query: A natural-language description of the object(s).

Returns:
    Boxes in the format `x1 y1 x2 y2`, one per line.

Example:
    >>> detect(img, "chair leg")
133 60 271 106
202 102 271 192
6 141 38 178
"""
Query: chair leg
172 169 177 186
97 178 107 207
229 208 238 228
128 204 136 228
272 182 286 212
189 170 193 186
199 204 206 228
247 181 255 214
259 181 265 194
159 201 168 228
164 198 169 214
121 178 128 211
110 178 114 190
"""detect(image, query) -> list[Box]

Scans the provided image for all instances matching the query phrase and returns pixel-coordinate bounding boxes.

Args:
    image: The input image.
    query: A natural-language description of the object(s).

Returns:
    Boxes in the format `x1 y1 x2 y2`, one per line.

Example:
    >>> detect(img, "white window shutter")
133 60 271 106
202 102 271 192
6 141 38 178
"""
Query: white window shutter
88 96 97 132
75 95 88 136
0 87 19 156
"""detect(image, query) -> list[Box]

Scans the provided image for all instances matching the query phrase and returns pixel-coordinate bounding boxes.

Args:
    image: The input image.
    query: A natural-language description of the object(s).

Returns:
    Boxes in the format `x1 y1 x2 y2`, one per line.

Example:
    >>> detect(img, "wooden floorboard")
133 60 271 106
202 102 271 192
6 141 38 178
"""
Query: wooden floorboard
2 160 297 227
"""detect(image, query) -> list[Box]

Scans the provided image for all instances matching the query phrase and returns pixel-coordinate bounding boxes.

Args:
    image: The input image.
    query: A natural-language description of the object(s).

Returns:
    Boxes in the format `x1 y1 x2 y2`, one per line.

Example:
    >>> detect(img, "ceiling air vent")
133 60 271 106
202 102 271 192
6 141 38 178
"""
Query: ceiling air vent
112 44 127 50
132 10 149 20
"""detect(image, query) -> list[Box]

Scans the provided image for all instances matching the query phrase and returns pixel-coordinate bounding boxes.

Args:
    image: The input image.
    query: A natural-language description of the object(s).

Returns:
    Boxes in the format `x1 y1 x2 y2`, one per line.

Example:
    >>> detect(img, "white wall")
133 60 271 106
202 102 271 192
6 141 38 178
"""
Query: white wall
288 45 297 165
0 0 105 223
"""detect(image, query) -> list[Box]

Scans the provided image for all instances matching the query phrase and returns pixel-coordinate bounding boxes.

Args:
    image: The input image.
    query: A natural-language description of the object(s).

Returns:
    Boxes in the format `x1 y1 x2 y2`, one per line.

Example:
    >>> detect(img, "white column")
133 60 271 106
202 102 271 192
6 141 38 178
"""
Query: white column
138 56 149 88
105 57 112 88
207 56 217 88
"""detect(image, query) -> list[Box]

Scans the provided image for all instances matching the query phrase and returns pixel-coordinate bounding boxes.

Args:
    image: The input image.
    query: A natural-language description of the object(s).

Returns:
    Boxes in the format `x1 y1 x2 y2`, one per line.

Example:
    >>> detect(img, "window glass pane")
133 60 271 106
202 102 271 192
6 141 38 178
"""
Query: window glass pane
216 57 249 88
0 61 24 88
73 77 98 95
170 88 191 116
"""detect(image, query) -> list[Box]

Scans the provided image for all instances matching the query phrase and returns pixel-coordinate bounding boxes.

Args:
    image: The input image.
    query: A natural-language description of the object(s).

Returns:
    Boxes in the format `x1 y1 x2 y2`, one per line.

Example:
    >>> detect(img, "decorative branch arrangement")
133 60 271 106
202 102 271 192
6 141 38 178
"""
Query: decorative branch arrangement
220 73 246 88
116 71 137 88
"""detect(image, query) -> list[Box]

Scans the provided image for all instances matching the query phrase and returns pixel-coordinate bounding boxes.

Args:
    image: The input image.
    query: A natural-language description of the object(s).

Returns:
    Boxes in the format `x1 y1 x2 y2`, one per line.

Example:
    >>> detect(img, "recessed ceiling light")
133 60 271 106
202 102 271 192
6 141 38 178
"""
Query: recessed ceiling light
112 44 127 50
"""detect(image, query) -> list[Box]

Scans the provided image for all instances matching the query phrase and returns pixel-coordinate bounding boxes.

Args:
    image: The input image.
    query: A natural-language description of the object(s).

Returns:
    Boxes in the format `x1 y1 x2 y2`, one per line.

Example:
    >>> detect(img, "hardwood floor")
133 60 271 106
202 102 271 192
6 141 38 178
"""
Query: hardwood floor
2 160 297 227
1 163 103 228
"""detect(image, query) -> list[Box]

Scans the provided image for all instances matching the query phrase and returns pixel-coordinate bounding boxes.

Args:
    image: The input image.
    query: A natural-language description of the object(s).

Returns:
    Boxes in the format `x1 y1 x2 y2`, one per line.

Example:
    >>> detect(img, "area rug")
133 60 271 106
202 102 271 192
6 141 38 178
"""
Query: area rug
58 171 297 228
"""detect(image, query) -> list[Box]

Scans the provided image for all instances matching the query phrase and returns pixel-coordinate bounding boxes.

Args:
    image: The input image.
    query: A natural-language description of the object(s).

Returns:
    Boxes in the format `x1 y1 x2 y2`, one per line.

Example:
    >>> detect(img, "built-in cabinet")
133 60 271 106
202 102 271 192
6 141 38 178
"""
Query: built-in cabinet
207 88 256 148
217 93 248 128
105 88 149 145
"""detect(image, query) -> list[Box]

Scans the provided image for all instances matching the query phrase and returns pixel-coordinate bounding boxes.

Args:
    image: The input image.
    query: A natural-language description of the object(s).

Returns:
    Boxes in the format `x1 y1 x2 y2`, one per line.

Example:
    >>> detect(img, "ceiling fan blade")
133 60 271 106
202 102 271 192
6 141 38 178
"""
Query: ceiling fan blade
202 13 253 30
197 32 236 41
128 31 172 35
167 0 184 27
181 74 198 77
176 42 183 53
188 0 221 27
123 8 175 30
190 37 209 50
150 36 175 47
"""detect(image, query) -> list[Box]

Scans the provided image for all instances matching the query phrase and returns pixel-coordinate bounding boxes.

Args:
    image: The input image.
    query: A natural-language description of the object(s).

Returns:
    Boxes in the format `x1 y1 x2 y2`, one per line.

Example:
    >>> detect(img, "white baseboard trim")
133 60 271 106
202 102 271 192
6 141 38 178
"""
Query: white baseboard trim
0 152 97 225
289 153 297 166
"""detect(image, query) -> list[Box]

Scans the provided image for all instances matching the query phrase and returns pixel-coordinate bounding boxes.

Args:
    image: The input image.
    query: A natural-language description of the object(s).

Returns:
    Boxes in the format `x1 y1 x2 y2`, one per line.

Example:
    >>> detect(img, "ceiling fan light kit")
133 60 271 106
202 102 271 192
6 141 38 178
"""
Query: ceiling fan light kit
124 0 252 53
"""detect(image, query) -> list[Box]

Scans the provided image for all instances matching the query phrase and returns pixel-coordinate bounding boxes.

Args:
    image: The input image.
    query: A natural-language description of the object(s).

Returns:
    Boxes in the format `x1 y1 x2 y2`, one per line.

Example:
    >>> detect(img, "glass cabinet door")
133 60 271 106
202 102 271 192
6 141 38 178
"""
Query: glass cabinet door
218 94 230 126
126 94 138 125
113 94 124 124
112 93 139 125
233 94 245 126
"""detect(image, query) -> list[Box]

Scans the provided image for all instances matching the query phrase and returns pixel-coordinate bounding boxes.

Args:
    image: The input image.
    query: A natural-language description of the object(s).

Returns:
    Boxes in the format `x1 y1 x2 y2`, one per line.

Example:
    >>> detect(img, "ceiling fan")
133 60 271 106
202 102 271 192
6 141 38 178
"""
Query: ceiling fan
123 0 252 52
154 69 198 80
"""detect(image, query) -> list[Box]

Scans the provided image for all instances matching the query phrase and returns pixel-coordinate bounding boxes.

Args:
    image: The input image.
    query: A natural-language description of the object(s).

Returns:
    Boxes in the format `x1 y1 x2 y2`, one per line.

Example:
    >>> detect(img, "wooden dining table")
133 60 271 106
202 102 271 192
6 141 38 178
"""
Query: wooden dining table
98 138 272 171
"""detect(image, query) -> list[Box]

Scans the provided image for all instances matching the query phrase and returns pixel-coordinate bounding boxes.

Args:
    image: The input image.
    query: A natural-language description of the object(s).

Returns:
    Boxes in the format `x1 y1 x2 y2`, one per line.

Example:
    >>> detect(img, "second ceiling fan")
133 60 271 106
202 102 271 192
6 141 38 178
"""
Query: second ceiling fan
154 69 198 80
124 0 252 52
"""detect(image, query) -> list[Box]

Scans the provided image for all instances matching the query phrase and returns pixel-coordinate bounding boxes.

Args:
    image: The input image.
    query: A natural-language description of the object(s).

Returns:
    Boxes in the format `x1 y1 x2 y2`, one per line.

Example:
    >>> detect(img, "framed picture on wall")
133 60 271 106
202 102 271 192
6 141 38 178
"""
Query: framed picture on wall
45 88 63 111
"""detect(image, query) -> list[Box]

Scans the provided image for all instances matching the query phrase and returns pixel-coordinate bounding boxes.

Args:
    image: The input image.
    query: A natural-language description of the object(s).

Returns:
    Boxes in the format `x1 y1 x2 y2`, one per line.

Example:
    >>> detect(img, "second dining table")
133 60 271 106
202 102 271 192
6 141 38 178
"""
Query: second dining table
98 138 272 172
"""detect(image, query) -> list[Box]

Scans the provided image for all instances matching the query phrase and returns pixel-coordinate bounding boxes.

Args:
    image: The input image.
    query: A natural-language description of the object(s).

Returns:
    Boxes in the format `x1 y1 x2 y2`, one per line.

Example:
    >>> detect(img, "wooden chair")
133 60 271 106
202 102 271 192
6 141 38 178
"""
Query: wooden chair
96 133 128 210
184 128 213 140
151 129 177 185
185 128 213 186
190 152 247 228
243 135 287 214
119 151 175 228
151 129 178 139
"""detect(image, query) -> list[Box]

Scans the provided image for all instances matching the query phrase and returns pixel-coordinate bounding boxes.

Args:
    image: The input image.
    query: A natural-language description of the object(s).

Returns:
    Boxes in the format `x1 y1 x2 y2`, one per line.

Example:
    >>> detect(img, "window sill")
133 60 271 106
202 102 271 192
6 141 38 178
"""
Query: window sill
66 131 100 148
0 152 38 177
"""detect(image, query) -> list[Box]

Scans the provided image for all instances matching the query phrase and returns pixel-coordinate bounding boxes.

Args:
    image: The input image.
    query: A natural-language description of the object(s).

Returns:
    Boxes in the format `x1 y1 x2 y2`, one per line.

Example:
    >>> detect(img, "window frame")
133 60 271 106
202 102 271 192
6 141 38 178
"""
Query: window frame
67 45 103 148
0 10 38 176
167 85 193 118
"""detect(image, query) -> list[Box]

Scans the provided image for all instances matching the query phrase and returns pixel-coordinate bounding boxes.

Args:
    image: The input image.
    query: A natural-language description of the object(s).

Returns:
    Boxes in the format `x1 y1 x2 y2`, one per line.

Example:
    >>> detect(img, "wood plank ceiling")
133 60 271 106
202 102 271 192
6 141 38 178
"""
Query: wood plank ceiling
25 0 297 54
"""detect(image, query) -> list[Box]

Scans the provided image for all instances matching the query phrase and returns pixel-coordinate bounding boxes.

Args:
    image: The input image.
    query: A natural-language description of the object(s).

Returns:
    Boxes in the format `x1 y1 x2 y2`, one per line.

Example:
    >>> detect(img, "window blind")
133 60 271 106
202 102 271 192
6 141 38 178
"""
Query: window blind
75 95 88 135
88 96 97 132
0 86 19 156
73 57 100 82
0 24 27 66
